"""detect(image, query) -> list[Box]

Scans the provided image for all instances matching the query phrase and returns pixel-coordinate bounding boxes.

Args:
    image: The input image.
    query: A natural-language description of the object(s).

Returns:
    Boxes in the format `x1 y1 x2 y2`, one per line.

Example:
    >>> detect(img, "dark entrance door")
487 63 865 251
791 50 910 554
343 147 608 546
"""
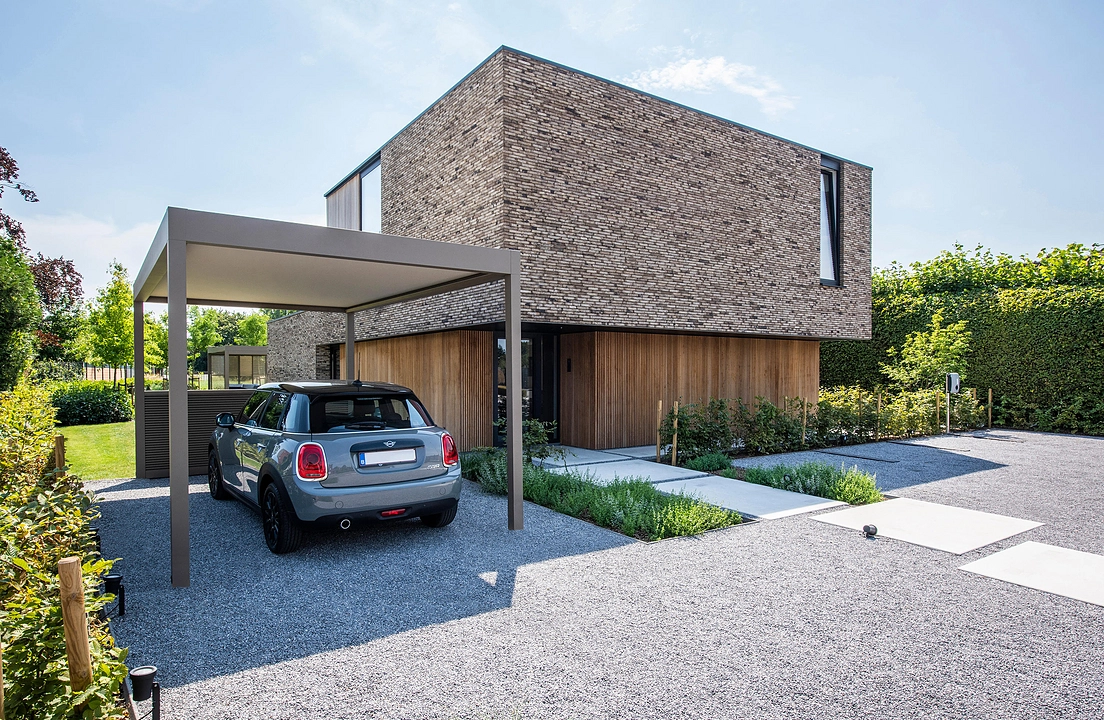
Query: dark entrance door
495 333 558 444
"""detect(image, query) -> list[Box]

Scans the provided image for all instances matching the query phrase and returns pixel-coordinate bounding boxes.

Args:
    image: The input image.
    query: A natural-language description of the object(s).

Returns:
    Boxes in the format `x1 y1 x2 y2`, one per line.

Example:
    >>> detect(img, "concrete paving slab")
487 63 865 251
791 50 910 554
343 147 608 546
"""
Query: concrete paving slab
655 475 845 519
541 446 632 467
567 459 710 485
814 497 1042 554
960 541 1104 607
606 445 661 459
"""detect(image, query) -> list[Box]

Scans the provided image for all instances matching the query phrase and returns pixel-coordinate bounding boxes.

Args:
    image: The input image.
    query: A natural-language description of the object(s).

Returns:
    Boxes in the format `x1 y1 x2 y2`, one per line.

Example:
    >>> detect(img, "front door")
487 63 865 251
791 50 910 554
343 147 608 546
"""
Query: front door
495 333 558 443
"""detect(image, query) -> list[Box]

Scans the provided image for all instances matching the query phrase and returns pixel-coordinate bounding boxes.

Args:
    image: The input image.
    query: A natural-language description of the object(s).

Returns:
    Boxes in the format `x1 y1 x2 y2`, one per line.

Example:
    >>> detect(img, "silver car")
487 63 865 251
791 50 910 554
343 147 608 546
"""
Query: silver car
207 380 462 553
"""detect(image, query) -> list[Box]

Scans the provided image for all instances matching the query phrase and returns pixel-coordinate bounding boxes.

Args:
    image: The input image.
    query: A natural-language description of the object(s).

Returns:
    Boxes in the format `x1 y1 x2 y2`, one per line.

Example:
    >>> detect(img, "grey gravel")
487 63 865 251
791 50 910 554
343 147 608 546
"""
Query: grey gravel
91 429 1104 719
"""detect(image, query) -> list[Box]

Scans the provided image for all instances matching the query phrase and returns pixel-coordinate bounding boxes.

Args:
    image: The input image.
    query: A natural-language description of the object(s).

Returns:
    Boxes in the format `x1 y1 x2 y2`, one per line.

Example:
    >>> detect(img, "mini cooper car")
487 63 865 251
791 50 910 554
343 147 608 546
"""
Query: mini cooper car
207 380 461 553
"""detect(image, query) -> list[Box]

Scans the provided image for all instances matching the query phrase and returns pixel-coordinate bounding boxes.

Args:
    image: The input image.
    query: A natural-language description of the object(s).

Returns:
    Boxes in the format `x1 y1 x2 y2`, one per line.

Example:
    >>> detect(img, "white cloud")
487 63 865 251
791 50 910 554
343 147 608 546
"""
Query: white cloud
19 213 160 295
623 54 796 115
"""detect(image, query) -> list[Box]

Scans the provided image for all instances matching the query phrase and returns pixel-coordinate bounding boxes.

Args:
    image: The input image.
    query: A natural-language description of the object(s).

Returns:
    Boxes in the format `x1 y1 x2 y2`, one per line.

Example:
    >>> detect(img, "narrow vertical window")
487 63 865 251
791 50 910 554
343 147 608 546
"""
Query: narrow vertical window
820 157 840 285
360 158 382 233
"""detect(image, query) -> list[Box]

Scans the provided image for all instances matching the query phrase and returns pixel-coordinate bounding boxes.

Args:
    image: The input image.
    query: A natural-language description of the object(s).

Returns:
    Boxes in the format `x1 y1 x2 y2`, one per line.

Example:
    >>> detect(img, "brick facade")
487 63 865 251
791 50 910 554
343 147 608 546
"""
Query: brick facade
268 47 872 382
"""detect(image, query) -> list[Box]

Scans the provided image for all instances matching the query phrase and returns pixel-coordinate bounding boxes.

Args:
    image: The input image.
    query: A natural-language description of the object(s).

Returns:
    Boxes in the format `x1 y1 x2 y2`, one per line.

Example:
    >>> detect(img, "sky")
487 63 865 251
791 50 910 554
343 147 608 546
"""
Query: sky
2 0 1102 295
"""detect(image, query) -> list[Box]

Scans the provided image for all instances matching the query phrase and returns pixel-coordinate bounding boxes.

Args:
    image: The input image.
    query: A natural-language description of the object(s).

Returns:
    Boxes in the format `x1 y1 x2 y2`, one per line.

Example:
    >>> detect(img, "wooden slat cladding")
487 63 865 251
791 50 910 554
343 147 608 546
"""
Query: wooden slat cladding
348 330 492 450
326 174 361 230
559 332 596 448
140 389 256 478
565 331 820 449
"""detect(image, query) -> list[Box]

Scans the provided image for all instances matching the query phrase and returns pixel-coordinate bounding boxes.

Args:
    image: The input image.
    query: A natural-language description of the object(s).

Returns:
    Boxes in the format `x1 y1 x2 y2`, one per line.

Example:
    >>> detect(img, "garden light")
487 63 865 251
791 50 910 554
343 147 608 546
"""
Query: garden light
102 572 126 616
863 524 878 538
129 665 161 720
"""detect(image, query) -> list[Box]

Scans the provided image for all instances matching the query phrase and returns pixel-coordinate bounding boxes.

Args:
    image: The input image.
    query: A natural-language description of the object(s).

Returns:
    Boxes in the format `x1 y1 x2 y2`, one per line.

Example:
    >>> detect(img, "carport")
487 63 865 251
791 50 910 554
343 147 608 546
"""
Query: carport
132 207 524 587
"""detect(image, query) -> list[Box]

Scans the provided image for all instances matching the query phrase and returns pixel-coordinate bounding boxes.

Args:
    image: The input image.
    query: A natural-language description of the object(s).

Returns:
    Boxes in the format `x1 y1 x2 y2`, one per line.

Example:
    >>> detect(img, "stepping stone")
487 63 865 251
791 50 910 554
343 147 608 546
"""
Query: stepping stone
655 476 844 519
960 541 1104 607
605 445 662 459
814 497 1042 554
564 459 710 486
538 447 633 467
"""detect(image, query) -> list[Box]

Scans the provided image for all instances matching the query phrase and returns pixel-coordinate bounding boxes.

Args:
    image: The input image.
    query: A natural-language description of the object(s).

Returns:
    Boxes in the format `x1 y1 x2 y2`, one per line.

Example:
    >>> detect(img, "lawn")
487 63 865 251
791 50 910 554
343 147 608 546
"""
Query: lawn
61 421 135 480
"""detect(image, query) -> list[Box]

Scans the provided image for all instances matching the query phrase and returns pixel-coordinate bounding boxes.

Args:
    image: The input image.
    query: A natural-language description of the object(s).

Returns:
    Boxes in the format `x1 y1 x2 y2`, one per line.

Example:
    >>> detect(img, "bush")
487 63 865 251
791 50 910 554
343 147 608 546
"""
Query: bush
724 462 883 505
463 449 741 541
50 381 133 426
994 394 1104 435
684 452 732 473
0 380 129 719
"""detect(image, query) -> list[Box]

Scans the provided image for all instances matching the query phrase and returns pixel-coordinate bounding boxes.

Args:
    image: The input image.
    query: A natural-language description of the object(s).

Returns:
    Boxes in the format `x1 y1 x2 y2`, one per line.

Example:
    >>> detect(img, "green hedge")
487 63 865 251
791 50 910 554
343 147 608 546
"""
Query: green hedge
0 381 129 719
50 381 133 427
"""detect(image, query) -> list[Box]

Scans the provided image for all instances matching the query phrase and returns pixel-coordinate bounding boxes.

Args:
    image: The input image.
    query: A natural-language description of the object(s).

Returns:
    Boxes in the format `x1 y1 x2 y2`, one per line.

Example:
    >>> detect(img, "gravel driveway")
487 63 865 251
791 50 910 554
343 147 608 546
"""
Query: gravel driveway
92 429 1104 719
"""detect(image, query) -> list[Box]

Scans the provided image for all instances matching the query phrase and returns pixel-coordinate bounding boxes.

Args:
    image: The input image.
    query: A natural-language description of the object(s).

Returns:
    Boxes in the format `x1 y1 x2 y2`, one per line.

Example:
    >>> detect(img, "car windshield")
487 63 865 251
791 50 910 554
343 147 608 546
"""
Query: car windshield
309 394 431 433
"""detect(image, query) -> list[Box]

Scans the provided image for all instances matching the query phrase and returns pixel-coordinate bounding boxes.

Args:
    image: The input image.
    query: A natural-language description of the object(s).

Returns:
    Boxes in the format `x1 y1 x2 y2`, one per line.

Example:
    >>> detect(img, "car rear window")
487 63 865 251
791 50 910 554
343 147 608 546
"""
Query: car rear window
309 394 432 433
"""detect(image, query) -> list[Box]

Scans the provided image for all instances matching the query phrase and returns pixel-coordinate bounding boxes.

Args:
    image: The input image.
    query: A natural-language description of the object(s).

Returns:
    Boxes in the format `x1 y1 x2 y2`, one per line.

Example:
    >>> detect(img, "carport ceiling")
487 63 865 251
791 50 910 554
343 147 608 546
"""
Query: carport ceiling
134 207 511 312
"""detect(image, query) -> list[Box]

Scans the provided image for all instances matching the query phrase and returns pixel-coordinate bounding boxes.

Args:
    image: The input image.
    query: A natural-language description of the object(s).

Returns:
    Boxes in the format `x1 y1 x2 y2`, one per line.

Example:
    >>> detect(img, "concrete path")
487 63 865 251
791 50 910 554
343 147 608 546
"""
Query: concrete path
655 475 844 519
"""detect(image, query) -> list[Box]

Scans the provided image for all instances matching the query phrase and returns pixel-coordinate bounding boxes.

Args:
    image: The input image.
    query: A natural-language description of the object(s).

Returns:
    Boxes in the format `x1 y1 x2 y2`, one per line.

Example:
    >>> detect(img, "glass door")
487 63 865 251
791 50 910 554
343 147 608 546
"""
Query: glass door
494 333 558 444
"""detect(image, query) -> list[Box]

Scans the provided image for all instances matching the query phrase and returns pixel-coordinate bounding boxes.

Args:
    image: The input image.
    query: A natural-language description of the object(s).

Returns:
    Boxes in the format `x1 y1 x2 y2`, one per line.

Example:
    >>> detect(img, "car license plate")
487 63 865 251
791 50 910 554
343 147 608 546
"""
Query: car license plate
358 448 417 467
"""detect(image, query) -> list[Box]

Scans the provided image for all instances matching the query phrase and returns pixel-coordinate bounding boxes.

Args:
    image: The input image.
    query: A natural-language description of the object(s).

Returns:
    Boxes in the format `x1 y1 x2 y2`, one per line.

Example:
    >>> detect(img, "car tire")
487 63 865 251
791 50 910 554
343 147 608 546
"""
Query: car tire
208 450 230 500
421 504 457 528
261 482 302 553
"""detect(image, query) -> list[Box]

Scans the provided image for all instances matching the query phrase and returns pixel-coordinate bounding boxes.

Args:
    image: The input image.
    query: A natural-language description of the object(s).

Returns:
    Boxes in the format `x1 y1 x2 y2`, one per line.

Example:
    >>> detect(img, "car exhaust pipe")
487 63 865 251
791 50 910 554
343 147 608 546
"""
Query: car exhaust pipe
339 518 352 530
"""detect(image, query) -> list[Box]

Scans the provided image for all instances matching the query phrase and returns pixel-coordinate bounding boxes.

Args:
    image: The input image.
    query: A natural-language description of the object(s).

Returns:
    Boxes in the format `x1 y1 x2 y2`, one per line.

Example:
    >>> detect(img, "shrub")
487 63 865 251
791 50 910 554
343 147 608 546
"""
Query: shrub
725 461 883 505
51 381 133 426
994 394 1104 436
0 380 129 719
464 449 741 541
684 452 732 473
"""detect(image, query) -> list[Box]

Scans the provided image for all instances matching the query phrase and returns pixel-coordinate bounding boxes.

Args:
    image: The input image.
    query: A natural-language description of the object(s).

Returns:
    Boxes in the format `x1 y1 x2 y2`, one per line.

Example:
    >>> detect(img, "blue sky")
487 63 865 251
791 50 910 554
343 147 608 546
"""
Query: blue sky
2 0 1101 293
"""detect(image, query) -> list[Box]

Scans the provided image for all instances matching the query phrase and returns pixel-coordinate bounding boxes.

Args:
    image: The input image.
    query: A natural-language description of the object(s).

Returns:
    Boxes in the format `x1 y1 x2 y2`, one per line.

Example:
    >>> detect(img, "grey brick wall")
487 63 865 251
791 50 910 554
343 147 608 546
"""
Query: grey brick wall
270 48 872 377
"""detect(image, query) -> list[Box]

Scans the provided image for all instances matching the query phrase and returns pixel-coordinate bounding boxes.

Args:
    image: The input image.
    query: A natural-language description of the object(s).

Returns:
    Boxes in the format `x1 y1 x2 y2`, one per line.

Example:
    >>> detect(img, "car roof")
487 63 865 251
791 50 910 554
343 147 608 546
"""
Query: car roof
258 380 415 396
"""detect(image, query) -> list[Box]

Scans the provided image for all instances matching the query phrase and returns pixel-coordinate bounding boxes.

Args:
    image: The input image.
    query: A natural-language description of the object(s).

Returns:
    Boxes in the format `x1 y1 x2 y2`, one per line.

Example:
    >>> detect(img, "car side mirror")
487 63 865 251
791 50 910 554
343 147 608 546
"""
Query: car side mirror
215 412 236 428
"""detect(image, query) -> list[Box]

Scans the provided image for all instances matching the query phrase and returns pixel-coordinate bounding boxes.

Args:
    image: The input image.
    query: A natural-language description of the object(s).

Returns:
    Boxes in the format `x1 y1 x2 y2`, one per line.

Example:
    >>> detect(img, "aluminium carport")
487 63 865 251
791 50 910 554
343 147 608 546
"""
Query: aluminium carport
132 207 524 587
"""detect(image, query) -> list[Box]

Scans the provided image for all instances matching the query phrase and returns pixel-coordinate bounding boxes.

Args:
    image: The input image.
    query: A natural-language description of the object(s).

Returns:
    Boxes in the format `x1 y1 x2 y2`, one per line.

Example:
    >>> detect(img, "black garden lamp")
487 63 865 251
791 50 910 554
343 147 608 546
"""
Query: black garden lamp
102 573 126 616
129 665 161 720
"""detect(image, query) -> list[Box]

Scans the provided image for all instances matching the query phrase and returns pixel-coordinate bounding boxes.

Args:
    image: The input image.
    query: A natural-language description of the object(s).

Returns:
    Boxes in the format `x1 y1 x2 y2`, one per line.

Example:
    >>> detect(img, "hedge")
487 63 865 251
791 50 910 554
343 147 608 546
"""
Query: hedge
0 380 129 719
50 381 133 427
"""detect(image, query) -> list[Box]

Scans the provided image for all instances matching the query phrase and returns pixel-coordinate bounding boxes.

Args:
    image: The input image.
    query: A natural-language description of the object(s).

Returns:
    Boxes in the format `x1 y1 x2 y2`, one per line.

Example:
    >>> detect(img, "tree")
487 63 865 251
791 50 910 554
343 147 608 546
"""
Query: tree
144 311 168 370
236 313 268 346
0 146 38 252
881 309 971 391
187 307 221 373
260 308 295 320
0 237 41 390
87 261 134 388
28 253 85 362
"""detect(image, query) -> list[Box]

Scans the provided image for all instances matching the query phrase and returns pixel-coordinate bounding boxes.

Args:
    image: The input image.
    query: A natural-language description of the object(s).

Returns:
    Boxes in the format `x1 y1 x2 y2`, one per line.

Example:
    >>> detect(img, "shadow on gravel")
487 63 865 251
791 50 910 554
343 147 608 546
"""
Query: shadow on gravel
95 478 631 688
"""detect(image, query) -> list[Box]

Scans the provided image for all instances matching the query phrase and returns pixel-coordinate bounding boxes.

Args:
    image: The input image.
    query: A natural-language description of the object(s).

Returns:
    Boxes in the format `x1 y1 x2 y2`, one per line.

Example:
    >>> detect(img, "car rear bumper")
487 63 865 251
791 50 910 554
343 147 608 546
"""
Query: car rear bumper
287 465 462 522
311 497 458 528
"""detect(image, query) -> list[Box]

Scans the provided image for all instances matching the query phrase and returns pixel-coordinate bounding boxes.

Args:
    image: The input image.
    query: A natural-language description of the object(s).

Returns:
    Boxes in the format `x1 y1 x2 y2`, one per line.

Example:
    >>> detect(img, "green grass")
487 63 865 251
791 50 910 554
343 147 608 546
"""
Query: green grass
60 421 135 480
720 461 883 505
461 449 741 541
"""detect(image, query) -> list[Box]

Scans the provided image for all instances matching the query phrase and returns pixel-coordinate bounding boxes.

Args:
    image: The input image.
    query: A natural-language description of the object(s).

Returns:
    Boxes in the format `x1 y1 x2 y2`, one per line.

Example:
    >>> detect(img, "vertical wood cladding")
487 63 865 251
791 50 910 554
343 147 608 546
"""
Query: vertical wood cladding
560 331 820 449
326 174 360 230
340 330 492 451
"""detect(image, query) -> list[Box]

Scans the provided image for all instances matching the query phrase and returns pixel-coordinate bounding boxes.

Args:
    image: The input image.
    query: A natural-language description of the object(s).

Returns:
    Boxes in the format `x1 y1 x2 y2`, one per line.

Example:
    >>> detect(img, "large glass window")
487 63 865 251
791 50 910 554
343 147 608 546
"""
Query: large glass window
309 394 432 433
820 158 841 285
361 159 381 233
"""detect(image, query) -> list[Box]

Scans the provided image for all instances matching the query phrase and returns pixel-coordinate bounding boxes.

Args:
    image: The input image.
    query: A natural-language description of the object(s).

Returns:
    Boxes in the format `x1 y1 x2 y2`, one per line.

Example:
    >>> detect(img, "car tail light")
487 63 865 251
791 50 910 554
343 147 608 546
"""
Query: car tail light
381 508 406 518
442 432 458 466
297 443 327 480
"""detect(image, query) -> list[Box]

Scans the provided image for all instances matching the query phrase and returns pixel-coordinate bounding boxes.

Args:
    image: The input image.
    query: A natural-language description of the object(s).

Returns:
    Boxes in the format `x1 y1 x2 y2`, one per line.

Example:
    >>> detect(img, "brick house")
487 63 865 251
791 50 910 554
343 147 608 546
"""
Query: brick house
267 46 872 451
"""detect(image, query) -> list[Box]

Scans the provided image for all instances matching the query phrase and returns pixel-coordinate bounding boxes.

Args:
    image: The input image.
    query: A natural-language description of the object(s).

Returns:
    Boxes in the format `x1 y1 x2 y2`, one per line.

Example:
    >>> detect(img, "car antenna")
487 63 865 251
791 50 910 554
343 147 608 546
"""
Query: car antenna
353 377 362 388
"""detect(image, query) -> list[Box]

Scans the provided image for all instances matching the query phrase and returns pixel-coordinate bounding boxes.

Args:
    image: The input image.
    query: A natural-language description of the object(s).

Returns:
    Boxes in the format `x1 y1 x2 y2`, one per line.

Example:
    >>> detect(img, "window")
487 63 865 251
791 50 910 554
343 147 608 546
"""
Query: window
259 391 291 430
238 391 270 426
309 394 432 433
820 157 841 285
360 159 381 233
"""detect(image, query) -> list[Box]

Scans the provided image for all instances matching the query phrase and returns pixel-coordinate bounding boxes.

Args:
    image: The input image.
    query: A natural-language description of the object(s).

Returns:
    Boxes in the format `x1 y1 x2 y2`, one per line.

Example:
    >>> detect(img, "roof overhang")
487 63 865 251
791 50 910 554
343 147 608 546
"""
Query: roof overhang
133 207 514 313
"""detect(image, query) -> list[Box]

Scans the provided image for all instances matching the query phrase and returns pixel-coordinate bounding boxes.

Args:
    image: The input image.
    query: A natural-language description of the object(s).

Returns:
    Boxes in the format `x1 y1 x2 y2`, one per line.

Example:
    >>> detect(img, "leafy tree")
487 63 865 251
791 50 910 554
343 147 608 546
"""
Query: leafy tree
0 146 38 251
187 307 221 372
881 310 971 391
236 312 268 346
260 308 296 320
0 237 41 390
144 311 168 370
212 308 245 347
87 261 134 387
28 253 85 362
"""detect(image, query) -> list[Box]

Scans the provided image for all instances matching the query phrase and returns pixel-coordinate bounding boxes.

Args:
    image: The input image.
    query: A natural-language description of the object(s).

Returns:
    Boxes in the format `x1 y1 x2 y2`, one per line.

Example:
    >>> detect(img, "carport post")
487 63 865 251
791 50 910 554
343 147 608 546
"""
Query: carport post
345 312 356 380
133 299 145 479
505 260 523 530
167 237 190 587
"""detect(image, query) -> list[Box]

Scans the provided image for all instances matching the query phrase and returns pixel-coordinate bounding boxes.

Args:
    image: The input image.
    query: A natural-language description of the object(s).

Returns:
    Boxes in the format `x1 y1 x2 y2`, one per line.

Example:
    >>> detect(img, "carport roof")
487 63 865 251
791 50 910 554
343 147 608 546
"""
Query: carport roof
133 207 514 312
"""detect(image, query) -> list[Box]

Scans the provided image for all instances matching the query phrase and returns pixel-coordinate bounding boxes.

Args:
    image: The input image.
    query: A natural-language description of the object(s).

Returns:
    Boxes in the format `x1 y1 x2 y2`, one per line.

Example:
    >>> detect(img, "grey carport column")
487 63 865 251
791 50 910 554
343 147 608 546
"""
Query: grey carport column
133 208 524 588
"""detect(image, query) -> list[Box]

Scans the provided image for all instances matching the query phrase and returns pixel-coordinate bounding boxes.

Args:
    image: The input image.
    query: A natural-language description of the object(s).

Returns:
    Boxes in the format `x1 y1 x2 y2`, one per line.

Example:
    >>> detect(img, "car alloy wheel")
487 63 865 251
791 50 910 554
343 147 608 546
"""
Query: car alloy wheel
261 483 302 553
208 451 229 500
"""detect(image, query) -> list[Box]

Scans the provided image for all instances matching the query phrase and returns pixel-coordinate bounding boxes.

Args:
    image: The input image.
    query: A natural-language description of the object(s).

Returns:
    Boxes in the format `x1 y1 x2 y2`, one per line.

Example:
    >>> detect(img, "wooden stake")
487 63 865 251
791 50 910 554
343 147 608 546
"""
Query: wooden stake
876 392 882 440
801 399 808 446
671 400 680 466
1 638 5 720
655 399 663 463
935 391 940 434
58 557 92 693
988 388 993 428
54 434 66 476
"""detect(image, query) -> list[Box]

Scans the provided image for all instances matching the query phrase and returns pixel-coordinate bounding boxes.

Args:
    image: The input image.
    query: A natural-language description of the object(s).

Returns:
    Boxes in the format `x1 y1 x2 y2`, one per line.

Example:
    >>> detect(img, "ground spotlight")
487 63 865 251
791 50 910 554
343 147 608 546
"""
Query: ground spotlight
129 665 161 720
102 573 126 616
862 524 878 538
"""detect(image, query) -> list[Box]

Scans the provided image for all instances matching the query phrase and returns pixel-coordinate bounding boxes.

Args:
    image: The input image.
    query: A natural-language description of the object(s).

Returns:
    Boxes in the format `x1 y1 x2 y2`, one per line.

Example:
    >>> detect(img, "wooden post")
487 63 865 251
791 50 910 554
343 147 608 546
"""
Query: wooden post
655 399 663 463
671 400 680 466
1 638 5 720
801 399 808 446
935 391 940 434
58 557 92 693
53 434 66 475
876 392 882 440
988 388 993 428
